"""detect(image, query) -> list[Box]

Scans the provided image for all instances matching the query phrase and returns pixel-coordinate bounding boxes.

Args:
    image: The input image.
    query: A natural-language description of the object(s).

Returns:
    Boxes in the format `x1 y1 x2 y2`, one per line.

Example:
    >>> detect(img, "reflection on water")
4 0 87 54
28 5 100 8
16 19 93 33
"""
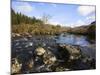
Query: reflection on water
56 33 94 46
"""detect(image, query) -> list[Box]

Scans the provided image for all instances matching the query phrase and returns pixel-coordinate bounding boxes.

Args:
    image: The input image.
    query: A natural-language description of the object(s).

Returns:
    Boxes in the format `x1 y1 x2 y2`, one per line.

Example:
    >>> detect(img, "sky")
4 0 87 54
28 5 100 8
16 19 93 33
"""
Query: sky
11 0 96 27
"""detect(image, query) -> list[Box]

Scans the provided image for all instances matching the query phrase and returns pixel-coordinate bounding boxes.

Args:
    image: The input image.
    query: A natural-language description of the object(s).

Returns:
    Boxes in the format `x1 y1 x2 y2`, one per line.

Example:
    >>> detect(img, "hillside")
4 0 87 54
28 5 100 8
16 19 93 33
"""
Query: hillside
69 21 96 35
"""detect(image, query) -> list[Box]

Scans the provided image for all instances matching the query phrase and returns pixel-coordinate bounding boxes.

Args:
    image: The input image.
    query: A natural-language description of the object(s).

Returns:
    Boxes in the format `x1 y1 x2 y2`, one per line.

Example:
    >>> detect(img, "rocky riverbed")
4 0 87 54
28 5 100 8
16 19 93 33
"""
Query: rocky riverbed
11 33 96 74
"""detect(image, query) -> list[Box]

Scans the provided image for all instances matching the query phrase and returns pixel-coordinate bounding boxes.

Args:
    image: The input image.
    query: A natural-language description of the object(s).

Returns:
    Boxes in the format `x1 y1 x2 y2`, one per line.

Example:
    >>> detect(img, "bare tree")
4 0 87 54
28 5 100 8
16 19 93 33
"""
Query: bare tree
41 13 52 24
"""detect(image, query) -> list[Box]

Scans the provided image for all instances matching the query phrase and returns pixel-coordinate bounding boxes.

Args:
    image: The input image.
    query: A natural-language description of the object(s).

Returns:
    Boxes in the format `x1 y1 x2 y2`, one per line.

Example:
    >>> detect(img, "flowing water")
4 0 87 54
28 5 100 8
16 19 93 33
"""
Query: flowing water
56 33 94 46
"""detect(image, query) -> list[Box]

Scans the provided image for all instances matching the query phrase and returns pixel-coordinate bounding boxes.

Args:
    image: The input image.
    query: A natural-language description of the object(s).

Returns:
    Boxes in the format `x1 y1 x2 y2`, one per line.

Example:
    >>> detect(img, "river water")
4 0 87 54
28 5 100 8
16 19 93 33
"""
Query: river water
56 33 94 46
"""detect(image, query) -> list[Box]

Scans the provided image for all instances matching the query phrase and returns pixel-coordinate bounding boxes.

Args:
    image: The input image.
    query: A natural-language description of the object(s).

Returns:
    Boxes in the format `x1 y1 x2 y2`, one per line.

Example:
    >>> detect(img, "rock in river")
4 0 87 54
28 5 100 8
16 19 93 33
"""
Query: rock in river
35 47 46 56
58 44 81 61
34 47 57 72
43 50 57 66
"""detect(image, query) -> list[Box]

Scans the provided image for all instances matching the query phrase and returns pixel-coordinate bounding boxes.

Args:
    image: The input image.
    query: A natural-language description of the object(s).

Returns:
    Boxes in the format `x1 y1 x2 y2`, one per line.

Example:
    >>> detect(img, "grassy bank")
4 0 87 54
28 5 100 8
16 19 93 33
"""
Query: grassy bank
12 24 70 35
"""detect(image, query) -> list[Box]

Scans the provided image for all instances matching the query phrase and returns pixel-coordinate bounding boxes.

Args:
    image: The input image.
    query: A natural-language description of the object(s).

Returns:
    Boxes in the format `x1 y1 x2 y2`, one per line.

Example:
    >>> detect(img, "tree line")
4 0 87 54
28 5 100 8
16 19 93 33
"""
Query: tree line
11 9 43 25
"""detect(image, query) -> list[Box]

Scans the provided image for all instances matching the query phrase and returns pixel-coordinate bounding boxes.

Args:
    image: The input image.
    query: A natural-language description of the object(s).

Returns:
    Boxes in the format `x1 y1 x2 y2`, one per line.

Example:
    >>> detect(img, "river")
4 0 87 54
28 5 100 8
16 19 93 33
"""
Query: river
56 33 95 46
12 33 96 59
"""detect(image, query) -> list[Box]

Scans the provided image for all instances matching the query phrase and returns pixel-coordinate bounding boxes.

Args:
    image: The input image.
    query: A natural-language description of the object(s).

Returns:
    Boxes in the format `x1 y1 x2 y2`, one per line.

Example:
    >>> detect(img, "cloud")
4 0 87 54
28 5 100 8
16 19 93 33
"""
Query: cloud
13 2 33 13
86 15 95 20
77 6 95 16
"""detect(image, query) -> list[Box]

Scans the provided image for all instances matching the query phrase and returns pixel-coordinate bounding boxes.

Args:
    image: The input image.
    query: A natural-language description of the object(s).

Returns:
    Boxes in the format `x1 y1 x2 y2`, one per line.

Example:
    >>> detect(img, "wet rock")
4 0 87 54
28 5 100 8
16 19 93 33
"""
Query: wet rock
35 47 46 56
59 44 81 61
43 50 57 66
11 58 22 74
35 47 57 65
15 52 35 73
34 47 57 72
65 45 81 60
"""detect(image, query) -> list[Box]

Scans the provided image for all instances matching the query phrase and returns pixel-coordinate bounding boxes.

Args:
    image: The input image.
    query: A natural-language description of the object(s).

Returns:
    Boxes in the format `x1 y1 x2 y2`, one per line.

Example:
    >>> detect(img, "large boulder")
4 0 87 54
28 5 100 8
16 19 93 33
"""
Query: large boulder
35 47 57 66
43 50 57 66
34 47 57 72
65 45 81 60
58 44 81 61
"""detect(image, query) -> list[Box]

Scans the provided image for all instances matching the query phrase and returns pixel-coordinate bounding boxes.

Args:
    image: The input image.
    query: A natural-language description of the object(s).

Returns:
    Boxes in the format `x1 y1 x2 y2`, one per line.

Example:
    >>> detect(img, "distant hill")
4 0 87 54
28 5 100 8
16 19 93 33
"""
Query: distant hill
69 21 96 35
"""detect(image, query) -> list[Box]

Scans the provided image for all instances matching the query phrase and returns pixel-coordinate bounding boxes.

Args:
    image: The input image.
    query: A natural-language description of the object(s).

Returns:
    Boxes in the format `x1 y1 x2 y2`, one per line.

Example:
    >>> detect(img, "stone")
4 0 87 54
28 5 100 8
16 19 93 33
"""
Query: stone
12 33 21 38
16 33 21 37
59 44 81 61
11 58 22 74
43 50 57 66
35 47 46 56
